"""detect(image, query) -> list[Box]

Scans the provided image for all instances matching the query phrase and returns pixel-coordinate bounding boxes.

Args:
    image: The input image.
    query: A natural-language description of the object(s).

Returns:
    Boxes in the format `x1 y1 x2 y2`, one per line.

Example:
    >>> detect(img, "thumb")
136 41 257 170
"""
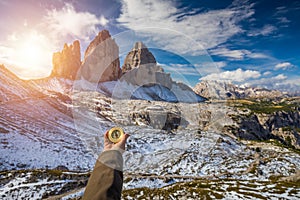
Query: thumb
123 133 130 141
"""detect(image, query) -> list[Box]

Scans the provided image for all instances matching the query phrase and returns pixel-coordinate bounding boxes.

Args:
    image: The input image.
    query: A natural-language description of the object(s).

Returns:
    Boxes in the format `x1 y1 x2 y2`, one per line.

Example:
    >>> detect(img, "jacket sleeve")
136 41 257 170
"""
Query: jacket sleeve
82 150 124 200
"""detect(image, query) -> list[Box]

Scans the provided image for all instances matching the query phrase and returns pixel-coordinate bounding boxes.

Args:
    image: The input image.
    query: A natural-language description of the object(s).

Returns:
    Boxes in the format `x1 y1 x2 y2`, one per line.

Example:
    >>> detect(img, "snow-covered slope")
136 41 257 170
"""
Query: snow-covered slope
96 80 206 103
194 80 285 100
0 65 41 102
0 66 97 171
1 65 299 199
29 77 73 95
0 98 96 170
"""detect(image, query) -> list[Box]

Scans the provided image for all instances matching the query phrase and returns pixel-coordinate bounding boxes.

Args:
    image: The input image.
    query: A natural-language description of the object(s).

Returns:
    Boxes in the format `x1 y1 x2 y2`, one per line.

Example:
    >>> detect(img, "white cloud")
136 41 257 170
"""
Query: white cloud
247 25 277 36
201 68 261 82
274 62 292 70
277 17 290 24
275 6 288 14
159 63 199 76
159 61 226 78
193 61 227 68
247 52 269 59
43 3 108 42
0 3 109 79
210 48 251 60
216 61 227 68
117 0 254 55
274 74 287 80
245 74 299 93
263 71 271 76
194 61 226 75
210 47 270 60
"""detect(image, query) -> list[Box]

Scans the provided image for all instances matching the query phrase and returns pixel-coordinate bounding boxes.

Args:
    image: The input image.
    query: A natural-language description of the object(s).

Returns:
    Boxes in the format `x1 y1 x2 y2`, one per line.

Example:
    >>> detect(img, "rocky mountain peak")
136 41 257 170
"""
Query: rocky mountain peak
115 42 205 103
50 40 81 80
84 29 111 59
121 41 156 74
133 41 147 50
80 30 121 83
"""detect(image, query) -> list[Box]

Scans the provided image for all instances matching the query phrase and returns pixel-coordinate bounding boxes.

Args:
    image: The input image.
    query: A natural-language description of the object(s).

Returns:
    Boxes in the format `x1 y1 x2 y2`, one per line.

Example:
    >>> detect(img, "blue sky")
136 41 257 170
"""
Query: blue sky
0 0 299 91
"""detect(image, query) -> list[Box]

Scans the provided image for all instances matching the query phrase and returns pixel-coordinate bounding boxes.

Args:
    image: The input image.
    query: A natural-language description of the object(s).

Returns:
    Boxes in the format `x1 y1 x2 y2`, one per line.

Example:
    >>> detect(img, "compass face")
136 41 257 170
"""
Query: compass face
108 127 124 143
111 130 121 139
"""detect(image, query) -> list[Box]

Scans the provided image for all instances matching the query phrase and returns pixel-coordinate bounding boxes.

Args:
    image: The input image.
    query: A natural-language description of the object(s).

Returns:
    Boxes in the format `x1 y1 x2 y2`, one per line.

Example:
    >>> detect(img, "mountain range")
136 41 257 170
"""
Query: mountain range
0 30 299 199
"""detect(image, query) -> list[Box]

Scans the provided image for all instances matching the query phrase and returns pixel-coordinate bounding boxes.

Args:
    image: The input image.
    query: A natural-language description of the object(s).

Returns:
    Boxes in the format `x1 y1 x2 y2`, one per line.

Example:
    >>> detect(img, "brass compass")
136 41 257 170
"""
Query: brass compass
108 127 124 143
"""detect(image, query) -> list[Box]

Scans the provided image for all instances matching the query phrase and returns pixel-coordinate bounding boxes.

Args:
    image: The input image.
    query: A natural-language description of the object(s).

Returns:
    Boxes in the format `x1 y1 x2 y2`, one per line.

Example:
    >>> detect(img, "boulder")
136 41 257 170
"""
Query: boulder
130 107 188 131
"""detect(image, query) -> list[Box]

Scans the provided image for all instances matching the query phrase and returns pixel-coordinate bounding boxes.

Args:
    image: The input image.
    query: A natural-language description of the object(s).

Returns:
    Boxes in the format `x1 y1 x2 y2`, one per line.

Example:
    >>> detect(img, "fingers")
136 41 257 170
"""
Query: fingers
104 131 110 143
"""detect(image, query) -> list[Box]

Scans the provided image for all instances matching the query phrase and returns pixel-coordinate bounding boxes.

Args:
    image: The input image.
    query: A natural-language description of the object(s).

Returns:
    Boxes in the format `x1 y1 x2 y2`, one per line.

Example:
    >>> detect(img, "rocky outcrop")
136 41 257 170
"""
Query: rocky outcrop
120 41 171 87
84 30 110 59
122 41 156 74
51 40 81 80
194 80 284 100
193 80 239 99
117 42 206 103
224 100 300 149
80 30 121 83
130 106 188 131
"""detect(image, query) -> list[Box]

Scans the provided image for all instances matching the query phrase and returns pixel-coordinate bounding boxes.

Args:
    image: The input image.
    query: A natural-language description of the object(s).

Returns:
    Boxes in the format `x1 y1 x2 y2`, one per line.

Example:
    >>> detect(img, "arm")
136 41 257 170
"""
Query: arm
82 131 129 200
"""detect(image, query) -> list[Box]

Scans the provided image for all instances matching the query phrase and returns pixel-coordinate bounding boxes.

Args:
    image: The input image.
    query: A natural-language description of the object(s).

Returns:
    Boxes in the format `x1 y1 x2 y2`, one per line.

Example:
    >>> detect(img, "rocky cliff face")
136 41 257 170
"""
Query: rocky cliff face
120 41 170 87
122 41 156 74
80 30 121 82
223 99 300 149
194 80 284 100
51 40 81 80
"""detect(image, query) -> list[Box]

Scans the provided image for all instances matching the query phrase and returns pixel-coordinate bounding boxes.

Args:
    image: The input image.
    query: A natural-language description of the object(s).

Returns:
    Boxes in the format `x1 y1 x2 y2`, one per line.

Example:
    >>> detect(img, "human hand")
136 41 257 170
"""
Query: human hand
104 130 130 152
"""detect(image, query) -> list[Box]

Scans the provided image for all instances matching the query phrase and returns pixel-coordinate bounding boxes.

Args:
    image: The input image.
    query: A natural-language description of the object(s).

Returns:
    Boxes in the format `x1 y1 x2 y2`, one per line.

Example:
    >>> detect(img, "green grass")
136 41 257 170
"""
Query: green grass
263 139 300 154
228 99 298 114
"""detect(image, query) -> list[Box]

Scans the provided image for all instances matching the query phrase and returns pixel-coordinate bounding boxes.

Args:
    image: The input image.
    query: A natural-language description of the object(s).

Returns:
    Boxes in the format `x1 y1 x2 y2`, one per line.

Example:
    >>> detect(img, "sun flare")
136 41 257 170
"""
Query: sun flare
18 40 44 66
13 30 53 78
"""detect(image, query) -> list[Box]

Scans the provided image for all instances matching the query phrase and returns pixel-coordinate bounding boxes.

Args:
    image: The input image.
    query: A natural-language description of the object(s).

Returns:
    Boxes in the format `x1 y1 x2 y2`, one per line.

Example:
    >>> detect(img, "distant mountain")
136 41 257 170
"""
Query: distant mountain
193 80 285 100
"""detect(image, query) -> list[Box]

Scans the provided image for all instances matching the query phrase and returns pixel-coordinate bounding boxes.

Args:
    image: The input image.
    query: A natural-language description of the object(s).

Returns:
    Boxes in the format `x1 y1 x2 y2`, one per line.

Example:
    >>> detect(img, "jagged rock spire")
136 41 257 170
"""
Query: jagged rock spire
51 40 81 80
121 41 156 74
80 29 121 82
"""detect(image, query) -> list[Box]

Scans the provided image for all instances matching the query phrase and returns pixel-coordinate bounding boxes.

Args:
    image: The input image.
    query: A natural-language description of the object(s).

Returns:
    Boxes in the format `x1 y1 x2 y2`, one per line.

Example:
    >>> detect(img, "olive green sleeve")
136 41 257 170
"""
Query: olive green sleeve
82 150 123 200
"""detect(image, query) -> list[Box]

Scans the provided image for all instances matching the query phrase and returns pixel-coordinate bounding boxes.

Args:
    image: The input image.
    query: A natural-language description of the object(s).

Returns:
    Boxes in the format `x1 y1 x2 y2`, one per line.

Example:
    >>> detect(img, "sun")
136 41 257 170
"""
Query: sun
18 39 44 66
14 30 53 78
